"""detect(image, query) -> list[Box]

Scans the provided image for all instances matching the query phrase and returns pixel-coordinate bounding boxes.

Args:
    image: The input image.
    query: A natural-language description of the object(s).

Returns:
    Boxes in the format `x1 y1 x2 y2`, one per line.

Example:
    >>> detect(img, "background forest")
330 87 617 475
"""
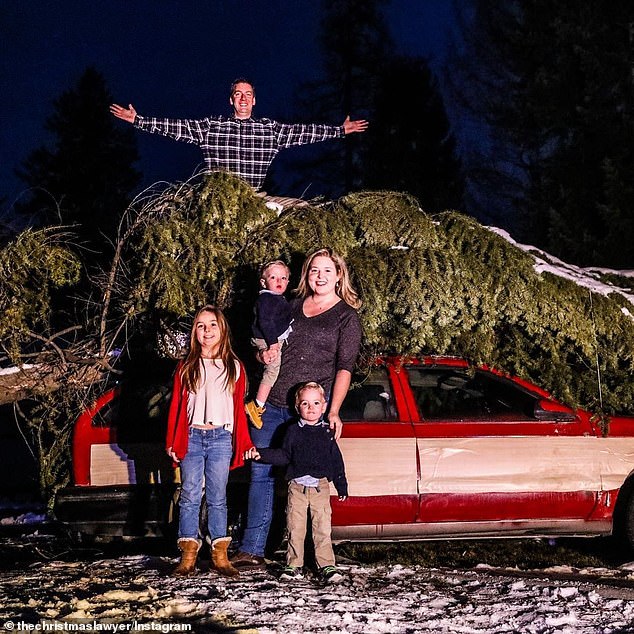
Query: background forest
2 0 634 502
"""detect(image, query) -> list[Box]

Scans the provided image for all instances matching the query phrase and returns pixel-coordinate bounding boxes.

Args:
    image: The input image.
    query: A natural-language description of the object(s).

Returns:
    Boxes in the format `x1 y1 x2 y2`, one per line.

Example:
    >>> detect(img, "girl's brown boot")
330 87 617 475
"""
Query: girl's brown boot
210 536 239 577
172 538 201 577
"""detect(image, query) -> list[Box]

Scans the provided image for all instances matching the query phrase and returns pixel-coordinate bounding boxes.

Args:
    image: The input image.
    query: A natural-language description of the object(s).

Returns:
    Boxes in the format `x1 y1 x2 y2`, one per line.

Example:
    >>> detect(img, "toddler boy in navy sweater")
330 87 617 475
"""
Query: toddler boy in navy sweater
244 260 292 429
245 381 347 583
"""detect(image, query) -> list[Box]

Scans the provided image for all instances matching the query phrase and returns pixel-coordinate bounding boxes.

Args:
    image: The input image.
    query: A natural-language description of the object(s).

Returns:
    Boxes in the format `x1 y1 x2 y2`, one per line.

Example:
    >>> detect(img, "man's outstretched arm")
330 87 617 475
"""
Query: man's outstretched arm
110 103 137 124
274 115 369 149
110 104 209 145
342 115 369 135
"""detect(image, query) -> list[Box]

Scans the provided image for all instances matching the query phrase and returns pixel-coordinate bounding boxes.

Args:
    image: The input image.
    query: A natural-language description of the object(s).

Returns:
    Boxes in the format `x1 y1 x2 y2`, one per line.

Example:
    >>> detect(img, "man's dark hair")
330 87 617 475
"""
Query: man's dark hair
230 78 255 98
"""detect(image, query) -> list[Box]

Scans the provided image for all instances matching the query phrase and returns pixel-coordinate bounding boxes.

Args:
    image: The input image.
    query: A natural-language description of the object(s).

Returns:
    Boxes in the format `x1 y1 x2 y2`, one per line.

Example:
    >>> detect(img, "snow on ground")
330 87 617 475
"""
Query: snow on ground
2 532 634 634
0 498 47 526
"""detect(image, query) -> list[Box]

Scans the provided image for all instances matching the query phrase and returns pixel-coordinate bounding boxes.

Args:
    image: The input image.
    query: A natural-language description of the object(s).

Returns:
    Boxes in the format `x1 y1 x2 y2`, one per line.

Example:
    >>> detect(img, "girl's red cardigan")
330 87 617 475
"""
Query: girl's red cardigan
165 360 253 470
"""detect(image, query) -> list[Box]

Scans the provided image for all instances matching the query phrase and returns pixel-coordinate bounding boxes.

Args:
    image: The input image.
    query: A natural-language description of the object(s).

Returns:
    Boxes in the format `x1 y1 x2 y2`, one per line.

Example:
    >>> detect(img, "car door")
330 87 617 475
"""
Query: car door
332 362 419 536
402 363 600 534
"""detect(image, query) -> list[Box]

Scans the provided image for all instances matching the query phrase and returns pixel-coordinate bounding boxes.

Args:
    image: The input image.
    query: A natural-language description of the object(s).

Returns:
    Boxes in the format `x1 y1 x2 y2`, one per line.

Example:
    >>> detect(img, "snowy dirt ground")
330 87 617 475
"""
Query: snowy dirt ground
2 525 634 634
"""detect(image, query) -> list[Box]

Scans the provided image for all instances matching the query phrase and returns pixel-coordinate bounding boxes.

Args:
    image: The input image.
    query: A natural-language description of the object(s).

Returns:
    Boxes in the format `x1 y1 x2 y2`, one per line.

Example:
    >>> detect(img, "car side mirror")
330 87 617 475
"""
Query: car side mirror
534 399 576 422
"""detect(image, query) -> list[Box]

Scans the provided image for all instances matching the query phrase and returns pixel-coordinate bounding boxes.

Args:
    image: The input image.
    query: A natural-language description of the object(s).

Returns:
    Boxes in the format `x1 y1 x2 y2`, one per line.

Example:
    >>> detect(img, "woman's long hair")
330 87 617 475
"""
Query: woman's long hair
295 247 361 309
180 305 239 394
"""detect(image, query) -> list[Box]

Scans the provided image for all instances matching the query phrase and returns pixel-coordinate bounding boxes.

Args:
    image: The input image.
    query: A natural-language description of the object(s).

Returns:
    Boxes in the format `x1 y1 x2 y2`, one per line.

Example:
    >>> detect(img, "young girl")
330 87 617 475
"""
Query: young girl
166 305 253 577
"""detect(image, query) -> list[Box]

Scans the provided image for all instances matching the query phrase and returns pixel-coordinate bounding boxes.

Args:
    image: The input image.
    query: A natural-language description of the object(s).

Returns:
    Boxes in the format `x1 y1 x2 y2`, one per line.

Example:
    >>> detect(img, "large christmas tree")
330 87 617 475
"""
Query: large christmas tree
3 173 634 499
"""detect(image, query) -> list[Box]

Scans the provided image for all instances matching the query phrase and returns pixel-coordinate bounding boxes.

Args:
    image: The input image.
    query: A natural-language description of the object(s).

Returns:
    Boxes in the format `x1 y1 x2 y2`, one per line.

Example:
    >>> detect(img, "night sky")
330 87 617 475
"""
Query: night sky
1 1 455 209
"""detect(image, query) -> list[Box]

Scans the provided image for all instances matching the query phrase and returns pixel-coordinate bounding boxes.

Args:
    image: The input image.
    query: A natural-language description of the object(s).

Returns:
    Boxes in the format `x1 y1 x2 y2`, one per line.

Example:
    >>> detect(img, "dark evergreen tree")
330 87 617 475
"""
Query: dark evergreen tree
285 0 393 197
518 1 634 267
0 199 16 246
288 0 463 210
364 56 463 213
16 67 141 263
442 2 528 228
447 0 634 267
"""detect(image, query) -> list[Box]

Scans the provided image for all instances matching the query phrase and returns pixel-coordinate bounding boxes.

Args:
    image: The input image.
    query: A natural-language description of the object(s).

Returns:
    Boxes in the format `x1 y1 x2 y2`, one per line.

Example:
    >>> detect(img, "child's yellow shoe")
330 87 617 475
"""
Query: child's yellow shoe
245 400 265 429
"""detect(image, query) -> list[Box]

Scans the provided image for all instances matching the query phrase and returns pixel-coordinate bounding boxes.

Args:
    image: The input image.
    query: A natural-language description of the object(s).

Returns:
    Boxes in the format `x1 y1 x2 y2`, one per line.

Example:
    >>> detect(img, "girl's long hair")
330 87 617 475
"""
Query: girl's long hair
180 305 239 394
295 247 361 309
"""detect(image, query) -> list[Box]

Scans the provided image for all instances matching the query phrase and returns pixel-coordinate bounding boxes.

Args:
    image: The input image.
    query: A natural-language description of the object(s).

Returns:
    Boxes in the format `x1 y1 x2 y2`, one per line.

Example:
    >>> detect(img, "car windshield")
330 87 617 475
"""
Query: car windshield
407 366 539 421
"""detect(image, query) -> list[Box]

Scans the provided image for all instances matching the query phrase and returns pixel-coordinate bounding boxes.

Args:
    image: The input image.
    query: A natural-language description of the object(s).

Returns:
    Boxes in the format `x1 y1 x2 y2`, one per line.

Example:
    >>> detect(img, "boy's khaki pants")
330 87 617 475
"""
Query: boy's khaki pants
286 478 336 569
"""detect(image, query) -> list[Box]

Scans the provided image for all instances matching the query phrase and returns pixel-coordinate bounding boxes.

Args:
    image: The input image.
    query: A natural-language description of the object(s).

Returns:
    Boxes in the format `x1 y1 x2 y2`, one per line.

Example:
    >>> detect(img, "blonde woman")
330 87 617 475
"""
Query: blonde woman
233 248 362 568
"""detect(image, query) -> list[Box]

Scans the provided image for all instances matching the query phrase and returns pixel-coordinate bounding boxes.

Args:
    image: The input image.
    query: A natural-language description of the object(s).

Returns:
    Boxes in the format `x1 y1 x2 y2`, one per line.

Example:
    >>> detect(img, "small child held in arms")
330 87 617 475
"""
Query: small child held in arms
245 381 348 583
244 260 292 429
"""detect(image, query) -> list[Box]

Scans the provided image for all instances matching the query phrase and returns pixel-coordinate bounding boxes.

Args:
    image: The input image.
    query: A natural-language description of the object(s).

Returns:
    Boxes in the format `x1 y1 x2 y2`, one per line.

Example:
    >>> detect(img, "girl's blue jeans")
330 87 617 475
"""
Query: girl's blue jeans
178 426 232 542
239 403 291 556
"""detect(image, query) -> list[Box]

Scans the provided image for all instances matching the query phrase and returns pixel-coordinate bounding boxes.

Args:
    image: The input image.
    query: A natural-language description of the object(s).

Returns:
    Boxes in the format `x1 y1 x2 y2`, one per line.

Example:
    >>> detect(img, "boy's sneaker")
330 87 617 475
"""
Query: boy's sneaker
245 401 265 429
320 565 344 584
279 566 303 581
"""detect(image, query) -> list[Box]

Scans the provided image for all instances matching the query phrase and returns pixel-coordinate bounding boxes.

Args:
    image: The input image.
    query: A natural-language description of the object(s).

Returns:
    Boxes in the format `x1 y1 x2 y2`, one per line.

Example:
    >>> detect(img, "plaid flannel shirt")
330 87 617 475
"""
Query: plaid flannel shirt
135 114 344 190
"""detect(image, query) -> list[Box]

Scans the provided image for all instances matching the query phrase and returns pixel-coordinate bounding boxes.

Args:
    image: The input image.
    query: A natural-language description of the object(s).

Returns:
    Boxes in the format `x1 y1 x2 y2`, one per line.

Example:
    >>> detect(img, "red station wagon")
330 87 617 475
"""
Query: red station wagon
54 356 634 547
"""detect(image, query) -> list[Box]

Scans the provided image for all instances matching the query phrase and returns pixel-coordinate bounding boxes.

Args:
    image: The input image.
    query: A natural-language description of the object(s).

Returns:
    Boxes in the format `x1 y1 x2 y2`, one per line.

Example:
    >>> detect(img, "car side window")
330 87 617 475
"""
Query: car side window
92 399 119 428
407 366 538 421
339 367 397 422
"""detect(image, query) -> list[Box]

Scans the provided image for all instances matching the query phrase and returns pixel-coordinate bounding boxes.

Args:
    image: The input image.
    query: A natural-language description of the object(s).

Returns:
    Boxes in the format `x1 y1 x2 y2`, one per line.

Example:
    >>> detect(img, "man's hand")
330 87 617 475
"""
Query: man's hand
342 115 368 135
328 412 343 440
110 103 137 123
166 446 180 463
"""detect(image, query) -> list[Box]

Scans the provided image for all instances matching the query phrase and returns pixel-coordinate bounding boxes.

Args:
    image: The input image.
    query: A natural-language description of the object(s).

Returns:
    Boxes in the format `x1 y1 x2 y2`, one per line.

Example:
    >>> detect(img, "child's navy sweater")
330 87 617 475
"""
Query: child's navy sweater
257 420 348 498
252 290 291 346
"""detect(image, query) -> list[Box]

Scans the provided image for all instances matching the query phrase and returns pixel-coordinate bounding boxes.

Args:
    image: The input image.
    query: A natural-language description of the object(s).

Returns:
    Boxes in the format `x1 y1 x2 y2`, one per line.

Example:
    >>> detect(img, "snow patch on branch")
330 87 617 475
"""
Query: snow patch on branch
488 226 634 308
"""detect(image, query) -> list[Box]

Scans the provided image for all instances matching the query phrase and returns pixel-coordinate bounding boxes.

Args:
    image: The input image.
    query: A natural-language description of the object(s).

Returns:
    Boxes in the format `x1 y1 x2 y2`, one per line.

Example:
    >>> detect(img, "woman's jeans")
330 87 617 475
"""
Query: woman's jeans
178 427 232 542
240 403 291 556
